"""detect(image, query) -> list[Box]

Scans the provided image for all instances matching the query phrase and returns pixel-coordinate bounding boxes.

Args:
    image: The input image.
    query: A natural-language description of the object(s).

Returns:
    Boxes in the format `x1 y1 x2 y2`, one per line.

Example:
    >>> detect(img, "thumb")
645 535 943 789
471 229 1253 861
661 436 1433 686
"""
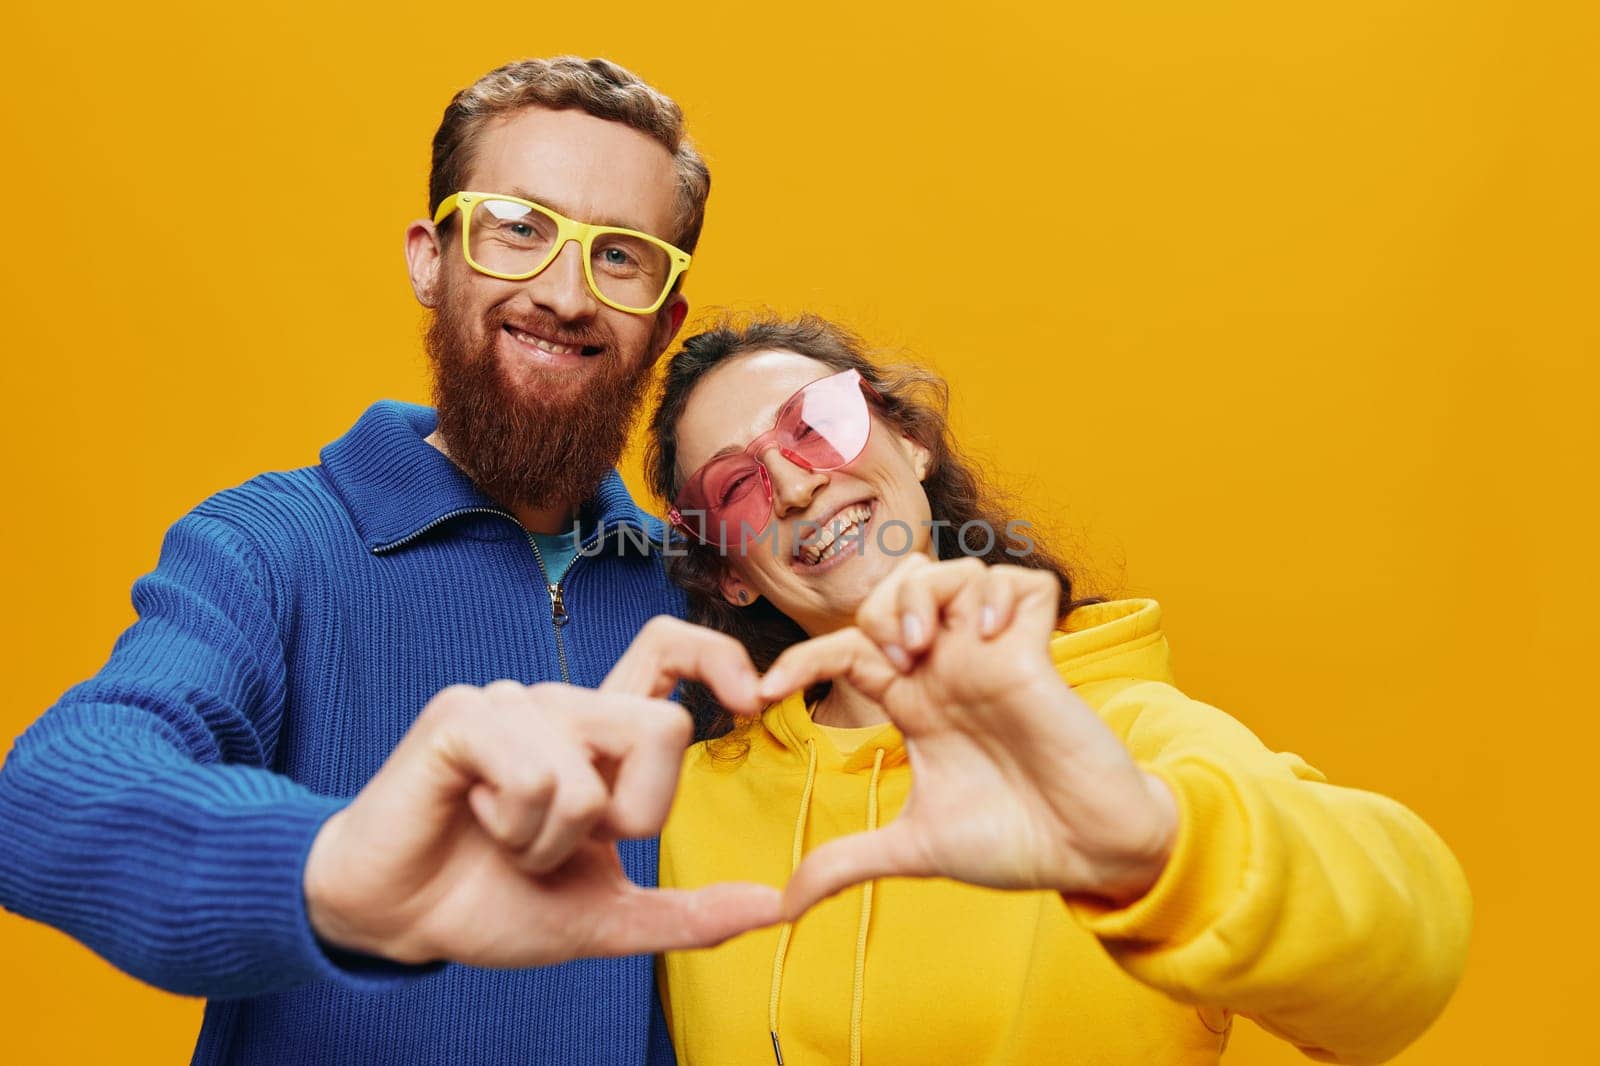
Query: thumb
781 822 932 919
590 881 786 956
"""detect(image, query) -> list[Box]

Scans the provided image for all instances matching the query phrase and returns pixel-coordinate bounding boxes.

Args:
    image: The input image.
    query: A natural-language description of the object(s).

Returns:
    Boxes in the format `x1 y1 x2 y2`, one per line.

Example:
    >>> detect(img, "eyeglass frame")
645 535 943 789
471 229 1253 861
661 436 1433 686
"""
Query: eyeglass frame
432 190 693 315
667 367 885 548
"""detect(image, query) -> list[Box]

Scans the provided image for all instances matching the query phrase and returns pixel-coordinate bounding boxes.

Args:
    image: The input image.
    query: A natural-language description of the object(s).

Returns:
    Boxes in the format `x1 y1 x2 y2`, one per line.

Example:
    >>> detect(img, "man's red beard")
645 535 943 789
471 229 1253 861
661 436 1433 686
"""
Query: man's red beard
425 283 656 513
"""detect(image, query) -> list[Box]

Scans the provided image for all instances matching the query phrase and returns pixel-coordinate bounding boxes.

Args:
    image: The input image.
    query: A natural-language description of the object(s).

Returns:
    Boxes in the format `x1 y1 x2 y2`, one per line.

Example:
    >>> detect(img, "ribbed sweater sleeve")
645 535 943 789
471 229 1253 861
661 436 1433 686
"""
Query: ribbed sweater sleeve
0 510 428 998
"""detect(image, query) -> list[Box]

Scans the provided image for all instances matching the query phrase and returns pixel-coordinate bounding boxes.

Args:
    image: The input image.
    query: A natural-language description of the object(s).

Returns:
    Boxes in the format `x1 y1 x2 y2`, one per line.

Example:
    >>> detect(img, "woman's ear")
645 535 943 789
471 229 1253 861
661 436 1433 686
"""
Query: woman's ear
719 571 758 607
898 431 933 482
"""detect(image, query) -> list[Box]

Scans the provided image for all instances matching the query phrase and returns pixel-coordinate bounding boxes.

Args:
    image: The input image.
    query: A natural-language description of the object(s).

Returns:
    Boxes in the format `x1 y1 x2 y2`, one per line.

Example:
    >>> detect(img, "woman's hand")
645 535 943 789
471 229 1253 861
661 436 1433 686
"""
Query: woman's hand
758 555 1178 918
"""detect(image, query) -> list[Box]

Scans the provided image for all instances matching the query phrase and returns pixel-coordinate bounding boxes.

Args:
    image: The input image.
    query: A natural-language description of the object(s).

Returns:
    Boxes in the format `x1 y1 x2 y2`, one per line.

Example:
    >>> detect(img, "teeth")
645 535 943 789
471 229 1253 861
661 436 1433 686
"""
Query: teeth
801 504 873 565
510 328 582 356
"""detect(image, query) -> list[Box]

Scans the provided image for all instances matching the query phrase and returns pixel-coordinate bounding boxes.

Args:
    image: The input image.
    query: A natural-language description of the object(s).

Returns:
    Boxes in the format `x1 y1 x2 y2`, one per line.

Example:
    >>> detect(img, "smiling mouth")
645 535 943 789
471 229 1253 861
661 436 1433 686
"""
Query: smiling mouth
503 324 604 358
796 500 875 567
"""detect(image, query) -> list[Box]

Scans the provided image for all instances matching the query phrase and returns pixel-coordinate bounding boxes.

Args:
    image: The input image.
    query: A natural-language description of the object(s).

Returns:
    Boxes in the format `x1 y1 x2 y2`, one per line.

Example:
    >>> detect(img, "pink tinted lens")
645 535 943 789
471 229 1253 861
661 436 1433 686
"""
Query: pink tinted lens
775 370 872 467
677 455 769 547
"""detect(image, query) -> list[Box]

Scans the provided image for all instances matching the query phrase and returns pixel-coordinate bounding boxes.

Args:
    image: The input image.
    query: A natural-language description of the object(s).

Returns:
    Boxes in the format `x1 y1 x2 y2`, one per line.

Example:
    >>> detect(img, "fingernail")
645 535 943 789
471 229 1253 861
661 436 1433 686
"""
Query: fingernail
901 613 926 648
980 605 998 635
883 643 912 672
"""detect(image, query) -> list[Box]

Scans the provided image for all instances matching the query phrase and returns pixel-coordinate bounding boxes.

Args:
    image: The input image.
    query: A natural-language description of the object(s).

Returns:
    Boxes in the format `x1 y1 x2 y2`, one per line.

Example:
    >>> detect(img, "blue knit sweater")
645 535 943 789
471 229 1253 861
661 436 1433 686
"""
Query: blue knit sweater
0 401 685 1065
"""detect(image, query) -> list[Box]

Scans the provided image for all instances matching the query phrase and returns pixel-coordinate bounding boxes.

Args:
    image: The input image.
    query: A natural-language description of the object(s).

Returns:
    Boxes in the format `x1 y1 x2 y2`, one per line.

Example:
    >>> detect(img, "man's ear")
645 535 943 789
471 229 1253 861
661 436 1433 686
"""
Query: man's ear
404 219 444 308
718 569 758 607
649 293 691 364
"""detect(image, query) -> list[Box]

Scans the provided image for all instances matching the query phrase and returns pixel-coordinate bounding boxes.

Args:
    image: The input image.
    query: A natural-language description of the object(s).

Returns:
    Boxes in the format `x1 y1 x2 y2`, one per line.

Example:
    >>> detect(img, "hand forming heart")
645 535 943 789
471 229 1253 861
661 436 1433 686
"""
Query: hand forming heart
304 617 784 970
749 555 1178 919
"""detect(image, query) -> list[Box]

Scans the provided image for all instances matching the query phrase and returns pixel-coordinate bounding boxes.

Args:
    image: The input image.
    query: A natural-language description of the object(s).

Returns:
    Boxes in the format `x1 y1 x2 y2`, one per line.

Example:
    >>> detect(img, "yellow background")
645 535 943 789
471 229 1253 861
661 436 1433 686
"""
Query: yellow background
2 1 1594 1062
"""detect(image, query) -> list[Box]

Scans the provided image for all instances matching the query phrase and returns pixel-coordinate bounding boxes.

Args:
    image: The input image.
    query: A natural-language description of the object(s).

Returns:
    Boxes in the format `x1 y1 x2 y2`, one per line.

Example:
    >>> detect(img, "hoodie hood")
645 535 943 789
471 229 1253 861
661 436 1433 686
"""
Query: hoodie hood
1048 597 1175 688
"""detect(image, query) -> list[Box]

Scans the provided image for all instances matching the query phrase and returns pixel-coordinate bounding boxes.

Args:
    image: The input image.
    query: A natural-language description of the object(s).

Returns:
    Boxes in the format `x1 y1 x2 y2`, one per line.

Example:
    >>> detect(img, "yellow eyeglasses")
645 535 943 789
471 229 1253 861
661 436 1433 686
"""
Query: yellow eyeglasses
433 191 692 315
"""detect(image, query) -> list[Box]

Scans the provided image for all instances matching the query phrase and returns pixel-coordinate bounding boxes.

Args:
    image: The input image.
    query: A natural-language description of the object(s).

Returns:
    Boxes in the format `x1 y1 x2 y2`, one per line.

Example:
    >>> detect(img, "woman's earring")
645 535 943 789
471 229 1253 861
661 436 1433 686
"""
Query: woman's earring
737 589 750 604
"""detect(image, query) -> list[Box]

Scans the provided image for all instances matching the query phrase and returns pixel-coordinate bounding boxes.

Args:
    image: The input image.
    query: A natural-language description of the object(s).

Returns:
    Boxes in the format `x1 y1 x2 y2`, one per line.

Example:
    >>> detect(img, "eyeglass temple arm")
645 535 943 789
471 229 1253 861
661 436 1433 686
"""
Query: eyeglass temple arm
432 193 464 225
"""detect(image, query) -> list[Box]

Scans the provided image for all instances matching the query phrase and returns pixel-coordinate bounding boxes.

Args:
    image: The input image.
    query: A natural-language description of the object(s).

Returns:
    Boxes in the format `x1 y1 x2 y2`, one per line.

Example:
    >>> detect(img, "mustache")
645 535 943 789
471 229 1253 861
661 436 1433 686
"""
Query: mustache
488 305 612 353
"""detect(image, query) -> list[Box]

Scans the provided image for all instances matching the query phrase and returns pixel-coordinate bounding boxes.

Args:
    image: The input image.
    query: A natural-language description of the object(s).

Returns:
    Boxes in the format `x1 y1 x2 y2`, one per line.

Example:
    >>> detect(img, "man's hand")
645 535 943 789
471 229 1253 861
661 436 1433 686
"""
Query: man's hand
758 556 1178 918
304 618 779 968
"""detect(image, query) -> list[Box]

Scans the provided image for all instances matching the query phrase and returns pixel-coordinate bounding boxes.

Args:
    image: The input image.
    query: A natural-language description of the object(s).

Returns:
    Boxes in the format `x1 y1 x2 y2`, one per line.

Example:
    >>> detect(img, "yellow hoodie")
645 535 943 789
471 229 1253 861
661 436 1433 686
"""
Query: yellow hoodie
659 600 1471 1065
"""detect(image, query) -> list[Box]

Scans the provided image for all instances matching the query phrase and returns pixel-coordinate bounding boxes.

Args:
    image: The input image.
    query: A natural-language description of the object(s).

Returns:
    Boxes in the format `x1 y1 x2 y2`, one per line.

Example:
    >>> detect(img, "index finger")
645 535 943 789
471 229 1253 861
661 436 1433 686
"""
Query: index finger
602 616 761 713
757 627 900 706
858 557 988 659
567 692 696 839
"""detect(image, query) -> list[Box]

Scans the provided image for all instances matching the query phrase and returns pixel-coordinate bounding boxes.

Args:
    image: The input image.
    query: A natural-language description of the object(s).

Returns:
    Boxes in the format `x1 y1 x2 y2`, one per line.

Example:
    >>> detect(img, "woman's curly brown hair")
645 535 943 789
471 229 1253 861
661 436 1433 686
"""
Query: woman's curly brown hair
644 313 1095 752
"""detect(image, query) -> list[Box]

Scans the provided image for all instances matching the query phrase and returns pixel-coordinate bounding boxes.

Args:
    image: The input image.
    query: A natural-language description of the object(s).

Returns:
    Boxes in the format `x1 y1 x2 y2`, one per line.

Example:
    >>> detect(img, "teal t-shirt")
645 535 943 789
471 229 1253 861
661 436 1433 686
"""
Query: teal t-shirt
529 524 582 582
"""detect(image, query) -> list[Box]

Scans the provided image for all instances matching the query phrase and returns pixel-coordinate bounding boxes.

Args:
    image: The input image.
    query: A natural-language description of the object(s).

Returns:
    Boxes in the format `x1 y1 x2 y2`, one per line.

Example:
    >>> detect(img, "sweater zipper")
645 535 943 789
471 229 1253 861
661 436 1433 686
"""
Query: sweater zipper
380 509 641 686
371 507 514 554
527 533 575 684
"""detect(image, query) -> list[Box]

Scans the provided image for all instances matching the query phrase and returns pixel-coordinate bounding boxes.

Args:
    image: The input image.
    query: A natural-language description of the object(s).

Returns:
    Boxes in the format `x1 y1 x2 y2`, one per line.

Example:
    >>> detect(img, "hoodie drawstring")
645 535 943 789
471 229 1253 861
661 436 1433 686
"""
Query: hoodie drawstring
768 739 889 1065
849 748 887 1066
769 739 818 1065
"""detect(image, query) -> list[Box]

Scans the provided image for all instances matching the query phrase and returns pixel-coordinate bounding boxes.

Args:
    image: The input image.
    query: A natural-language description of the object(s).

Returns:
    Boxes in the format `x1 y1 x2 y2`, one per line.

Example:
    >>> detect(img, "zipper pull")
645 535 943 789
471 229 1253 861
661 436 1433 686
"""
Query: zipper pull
548 583 569 627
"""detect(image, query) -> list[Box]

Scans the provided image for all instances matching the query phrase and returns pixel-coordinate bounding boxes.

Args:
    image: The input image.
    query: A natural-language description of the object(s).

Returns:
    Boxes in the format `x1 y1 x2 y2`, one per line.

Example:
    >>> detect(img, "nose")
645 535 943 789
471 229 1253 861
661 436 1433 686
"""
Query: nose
760 445 827 519
529 239 600 321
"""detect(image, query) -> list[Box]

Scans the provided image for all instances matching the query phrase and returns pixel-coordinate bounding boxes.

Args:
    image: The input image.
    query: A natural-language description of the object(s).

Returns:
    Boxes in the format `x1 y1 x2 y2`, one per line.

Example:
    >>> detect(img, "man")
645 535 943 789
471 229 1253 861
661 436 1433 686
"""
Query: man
0 57 776 1065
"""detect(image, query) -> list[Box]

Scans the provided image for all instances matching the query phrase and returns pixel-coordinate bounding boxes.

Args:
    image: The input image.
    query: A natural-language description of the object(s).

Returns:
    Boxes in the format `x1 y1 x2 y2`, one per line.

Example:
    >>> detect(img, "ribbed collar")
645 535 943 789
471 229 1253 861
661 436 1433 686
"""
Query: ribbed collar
319 400 666 555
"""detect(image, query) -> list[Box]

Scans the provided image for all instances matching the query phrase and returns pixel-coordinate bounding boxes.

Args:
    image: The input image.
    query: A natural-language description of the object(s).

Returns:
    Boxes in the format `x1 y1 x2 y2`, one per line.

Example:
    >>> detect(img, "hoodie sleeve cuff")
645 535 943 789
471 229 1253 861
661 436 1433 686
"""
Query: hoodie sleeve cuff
1064 756 1251 947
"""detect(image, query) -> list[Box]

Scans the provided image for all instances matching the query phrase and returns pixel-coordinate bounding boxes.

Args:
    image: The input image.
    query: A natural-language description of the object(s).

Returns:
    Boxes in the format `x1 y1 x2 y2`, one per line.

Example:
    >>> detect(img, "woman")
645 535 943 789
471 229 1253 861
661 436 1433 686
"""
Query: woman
638 314 1470 1065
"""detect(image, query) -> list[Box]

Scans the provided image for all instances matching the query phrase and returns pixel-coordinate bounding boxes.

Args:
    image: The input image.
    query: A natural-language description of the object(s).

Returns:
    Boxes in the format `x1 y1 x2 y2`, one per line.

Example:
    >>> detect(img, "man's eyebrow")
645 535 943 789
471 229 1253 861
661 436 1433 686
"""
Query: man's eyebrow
506 187 652 233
